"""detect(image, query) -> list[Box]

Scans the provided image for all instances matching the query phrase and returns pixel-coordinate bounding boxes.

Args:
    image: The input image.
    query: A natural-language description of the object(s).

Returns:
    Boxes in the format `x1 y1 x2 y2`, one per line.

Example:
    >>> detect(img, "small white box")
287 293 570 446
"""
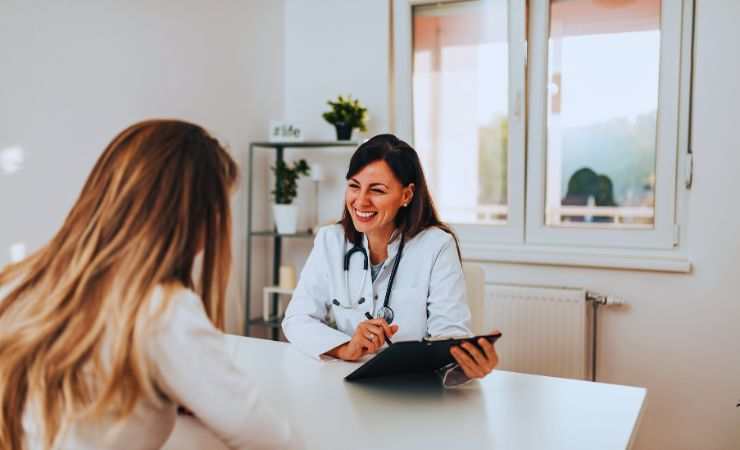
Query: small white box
269 121 303 142
262 286 295 322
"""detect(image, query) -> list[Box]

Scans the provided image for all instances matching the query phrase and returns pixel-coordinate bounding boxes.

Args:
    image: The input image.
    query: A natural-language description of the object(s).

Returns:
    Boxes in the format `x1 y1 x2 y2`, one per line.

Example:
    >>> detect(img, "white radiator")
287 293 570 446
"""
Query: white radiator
483 284 593 380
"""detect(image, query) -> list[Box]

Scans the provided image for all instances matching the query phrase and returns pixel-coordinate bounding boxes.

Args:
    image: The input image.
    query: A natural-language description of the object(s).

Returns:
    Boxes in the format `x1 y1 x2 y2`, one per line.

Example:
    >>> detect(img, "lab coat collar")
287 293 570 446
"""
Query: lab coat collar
361 229 403 263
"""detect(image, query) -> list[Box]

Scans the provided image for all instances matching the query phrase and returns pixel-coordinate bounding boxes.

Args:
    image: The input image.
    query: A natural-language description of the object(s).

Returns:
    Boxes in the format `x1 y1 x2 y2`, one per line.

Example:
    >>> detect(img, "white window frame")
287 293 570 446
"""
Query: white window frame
392 0 527 246
392 0 694 272
527 0 687 250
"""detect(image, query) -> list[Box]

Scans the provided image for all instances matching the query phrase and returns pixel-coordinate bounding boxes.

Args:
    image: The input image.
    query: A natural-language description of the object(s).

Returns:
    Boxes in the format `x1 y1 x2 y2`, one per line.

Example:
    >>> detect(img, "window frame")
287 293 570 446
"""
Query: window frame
393 0 528 245
526 0 688 250
392 0 694 272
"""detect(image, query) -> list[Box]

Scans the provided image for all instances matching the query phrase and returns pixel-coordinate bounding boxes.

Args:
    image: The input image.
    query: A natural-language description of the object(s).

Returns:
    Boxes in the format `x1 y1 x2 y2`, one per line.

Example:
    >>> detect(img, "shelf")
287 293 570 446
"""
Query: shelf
250 230 315 238
245 138 352 339
263 286 295 295
251 141 358 148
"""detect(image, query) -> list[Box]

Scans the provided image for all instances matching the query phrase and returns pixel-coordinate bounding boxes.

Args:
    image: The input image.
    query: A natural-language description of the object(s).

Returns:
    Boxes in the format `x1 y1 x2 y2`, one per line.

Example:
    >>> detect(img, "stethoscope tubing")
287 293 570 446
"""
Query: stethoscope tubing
334 235 406 322
343 247 369 307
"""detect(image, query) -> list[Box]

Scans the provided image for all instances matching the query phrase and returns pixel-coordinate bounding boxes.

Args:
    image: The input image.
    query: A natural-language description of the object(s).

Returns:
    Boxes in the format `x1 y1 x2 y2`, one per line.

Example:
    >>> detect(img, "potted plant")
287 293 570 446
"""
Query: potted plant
271 159 310 234
322 95 368 141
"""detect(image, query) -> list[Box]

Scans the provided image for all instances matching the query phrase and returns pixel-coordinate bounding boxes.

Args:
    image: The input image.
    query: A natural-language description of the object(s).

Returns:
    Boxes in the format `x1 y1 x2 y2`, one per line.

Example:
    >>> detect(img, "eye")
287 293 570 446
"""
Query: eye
371 188 386 194
348 182 360 190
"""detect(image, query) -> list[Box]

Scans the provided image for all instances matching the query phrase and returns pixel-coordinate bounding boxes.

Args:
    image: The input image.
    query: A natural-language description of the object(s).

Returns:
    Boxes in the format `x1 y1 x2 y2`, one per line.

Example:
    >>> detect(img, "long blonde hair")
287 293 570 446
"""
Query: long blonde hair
0 119 238 449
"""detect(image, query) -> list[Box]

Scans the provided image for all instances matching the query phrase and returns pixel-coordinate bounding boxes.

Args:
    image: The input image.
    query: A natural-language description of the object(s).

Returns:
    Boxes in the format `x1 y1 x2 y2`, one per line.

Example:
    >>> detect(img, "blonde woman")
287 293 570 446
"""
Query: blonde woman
0 120 301 450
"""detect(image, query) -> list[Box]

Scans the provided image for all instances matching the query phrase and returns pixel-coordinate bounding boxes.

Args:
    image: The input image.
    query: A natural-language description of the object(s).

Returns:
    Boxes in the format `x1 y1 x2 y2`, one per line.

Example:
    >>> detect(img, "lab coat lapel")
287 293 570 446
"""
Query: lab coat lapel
386 231 402 263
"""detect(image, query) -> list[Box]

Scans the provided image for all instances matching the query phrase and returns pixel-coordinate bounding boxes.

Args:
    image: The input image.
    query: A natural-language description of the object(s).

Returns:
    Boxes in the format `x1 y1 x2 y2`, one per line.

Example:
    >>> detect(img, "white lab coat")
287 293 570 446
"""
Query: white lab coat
282 224 472 359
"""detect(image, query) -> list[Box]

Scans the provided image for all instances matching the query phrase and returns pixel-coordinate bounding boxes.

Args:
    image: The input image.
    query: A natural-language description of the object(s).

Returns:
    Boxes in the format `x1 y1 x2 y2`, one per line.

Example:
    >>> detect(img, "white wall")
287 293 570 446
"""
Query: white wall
0 0 285 333
269 0 392 294
284 0 391 221
284 0 391 141
282 1 740 449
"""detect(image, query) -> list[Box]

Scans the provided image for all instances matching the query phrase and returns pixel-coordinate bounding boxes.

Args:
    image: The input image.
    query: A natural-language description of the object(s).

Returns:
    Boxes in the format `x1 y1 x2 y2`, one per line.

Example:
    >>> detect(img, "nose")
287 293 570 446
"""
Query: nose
354 189 371 207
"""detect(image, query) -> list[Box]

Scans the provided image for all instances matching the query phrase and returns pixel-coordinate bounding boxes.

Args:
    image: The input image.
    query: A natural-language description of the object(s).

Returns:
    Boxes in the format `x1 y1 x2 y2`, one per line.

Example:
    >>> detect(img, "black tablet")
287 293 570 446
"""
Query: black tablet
344 332 502 382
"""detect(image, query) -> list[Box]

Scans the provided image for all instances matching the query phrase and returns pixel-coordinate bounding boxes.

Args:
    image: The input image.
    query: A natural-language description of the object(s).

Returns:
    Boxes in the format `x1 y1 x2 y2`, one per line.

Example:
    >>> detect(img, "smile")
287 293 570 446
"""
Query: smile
354 209 377 219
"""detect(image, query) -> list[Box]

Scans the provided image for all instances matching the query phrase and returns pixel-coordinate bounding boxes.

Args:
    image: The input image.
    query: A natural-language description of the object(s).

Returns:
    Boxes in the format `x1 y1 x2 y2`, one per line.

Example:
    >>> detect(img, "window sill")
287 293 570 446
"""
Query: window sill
460 242 691 273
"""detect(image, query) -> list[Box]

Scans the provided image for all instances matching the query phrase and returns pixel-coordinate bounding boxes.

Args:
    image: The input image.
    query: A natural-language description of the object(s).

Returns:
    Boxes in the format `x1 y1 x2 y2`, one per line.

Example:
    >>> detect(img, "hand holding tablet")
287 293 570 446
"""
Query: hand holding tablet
344 332 502 381
448 333 501 380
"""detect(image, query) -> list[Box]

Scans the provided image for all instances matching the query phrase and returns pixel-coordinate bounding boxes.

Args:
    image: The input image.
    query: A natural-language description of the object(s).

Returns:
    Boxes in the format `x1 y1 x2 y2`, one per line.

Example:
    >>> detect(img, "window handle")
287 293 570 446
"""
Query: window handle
513 90 522 119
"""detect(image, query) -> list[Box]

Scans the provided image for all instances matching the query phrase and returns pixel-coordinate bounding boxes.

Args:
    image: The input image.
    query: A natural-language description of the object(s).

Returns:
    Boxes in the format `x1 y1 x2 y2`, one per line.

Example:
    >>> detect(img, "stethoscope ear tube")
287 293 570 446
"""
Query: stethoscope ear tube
344 245 368 271
339 242 370 309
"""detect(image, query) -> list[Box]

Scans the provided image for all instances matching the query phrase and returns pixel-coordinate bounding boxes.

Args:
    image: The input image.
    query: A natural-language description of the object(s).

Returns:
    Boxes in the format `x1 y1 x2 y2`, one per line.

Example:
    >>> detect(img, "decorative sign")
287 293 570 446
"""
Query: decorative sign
269 121 303 142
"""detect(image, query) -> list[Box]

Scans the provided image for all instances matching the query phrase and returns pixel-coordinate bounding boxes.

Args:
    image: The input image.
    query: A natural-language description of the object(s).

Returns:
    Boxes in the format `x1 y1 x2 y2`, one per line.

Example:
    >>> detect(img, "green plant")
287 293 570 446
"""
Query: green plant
271 159 310 204
322 95 368 131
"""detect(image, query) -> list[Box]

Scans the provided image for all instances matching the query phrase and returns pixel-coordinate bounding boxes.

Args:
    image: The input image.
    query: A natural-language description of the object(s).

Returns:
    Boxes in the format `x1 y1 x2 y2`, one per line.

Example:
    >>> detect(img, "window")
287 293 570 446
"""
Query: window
393 0 693 266
546 0 660 229
396 0 527 244
413 1 510 225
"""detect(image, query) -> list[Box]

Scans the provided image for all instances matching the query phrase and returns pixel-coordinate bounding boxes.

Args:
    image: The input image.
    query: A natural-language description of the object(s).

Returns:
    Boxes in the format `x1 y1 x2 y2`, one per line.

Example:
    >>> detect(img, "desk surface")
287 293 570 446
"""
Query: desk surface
225 335 646 450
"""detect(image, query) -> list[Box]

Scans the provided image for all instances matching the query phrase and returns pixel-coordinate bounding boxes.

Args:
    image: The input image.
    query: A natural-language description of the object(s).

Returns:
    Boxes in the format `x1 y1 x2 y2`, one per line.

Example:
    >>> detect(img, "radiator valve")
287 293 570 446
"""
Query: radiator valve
586 292 625 306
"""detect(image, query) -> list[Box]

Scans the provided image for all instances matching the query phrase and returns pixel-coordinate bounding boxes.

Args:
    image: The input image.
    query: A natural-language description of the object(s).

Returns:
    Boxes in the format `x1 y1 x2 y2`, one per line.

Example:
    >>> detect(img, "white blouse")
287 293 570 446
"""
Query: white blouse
0 283 302 450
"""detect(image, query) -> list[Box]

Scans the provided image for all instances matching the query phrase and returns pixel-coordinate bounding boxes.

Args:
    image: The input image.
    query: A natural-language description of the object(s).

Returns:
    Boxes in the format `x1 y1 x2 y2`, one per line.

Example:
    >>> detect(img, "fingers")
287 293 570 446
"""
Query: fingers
365 318 396 338
355 324 384 353
352 318 401 356
349 334 374 355
460 341 488 369
355 331 378 353
450 346 486 379
362 324 387 343
464 339 498 373
477 338 499 370
451 339 499 379
380 320 396 338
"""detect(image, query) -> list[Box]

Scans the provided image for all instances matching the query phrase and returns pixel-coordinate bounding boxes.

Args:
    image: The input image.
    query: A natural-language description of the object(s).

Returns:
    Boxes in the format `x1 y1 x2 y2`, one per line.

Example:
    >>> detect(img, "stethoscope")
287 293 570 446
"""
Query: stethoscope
332 234 406 324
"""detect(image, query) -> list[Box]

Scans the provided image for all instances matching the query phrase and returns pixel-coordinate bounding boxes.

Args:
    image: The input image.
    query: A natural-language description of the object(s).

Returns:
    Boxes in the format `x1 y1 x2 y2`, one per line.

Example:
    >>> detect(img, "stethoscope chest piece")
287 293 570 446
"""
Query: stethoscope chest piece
375 305 394 323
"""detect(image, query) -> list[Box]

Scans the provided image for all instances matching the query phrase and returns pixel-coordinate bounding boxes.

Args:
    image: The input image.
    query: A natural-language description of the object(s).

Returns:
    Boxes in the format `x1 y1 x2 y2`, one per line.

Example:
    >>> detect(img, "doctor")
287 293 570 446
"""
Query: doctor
282 134 498 384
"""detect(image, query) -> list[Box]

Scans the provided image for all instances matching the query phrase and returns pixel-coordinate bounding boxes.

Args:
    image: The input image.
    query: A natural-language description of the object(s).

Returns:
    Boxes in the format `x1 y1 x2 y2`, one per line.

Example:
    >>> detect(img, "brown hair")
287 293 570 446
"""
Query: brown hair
0 119 238 449
340 134 460 257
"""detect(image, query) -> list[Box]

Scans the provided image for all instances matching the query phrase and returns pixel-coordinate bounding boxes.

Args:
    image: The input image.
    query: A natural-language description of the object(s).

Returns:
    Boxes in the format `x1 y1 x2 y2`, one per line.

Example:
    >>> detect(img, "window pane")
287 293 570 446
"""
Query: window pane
546 0 660 228
413 0 509 225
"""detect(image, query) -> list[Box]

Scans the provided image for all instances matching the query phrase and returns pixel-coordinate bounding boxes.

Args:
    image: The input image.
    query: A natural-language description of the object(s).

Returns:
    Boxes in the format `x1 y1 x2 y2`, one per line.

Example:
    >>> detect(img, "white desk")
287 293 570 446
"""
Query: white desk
225 335 646 450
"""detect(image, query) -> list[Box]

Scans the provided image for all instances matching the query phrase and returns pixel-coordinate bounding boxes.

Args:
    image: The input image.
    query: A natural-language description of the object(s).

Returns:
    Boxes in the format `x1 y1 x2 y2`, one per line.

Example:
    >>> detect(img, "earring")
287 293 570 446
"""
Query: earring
403 203 408 207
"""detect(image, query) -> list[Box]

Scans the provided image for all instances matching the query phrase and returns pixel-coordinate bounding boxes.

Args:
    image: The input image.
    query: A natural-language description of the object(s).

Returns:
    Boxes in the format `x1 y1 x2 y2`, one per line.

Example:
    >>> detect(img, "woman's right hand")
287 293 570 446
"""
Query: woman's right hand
333 318 398 361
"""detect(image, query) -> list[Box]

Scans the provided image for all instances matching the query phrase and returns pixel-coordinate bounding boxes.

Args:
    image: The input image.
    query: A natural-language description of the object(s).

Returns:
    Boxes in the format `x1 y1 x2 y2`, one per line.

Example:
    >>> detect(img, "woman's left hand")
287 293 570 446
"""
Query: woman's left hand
450 337 499 379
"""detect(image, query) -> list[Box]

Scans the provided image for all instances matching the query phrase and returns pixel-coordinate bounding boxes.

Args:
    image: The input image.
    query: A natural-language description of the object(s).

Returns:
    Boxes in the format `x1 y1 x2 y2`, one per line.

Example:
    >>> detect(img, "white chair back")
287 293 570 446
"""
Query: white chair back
462 262 486 335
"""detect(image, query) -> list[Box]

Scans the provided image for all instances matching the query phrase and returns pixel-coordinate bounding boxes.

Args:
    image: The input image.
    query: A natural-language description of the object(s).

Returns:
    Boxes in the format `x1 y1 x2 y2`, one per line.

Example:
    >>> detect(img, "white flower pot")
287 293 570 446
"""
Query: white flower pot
273 203 298 234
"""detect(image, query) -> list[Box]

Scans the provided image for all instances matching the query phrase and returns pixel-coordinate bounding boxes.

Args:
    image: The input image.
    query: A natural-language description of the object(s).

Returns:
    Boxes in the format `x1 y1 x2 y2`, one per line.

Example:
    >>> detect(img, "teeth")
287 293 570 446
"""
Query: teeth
355 210 376 218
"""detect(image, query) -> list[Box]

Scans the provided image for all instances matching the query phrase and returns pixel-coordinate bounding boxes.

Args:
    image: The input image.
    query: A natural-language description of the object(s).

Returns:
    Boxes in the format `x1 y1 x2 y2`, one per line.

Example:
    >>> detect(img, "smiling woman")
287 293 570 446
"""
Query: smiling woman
344 159 414 264
282 134 500 387
340 134 458 264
